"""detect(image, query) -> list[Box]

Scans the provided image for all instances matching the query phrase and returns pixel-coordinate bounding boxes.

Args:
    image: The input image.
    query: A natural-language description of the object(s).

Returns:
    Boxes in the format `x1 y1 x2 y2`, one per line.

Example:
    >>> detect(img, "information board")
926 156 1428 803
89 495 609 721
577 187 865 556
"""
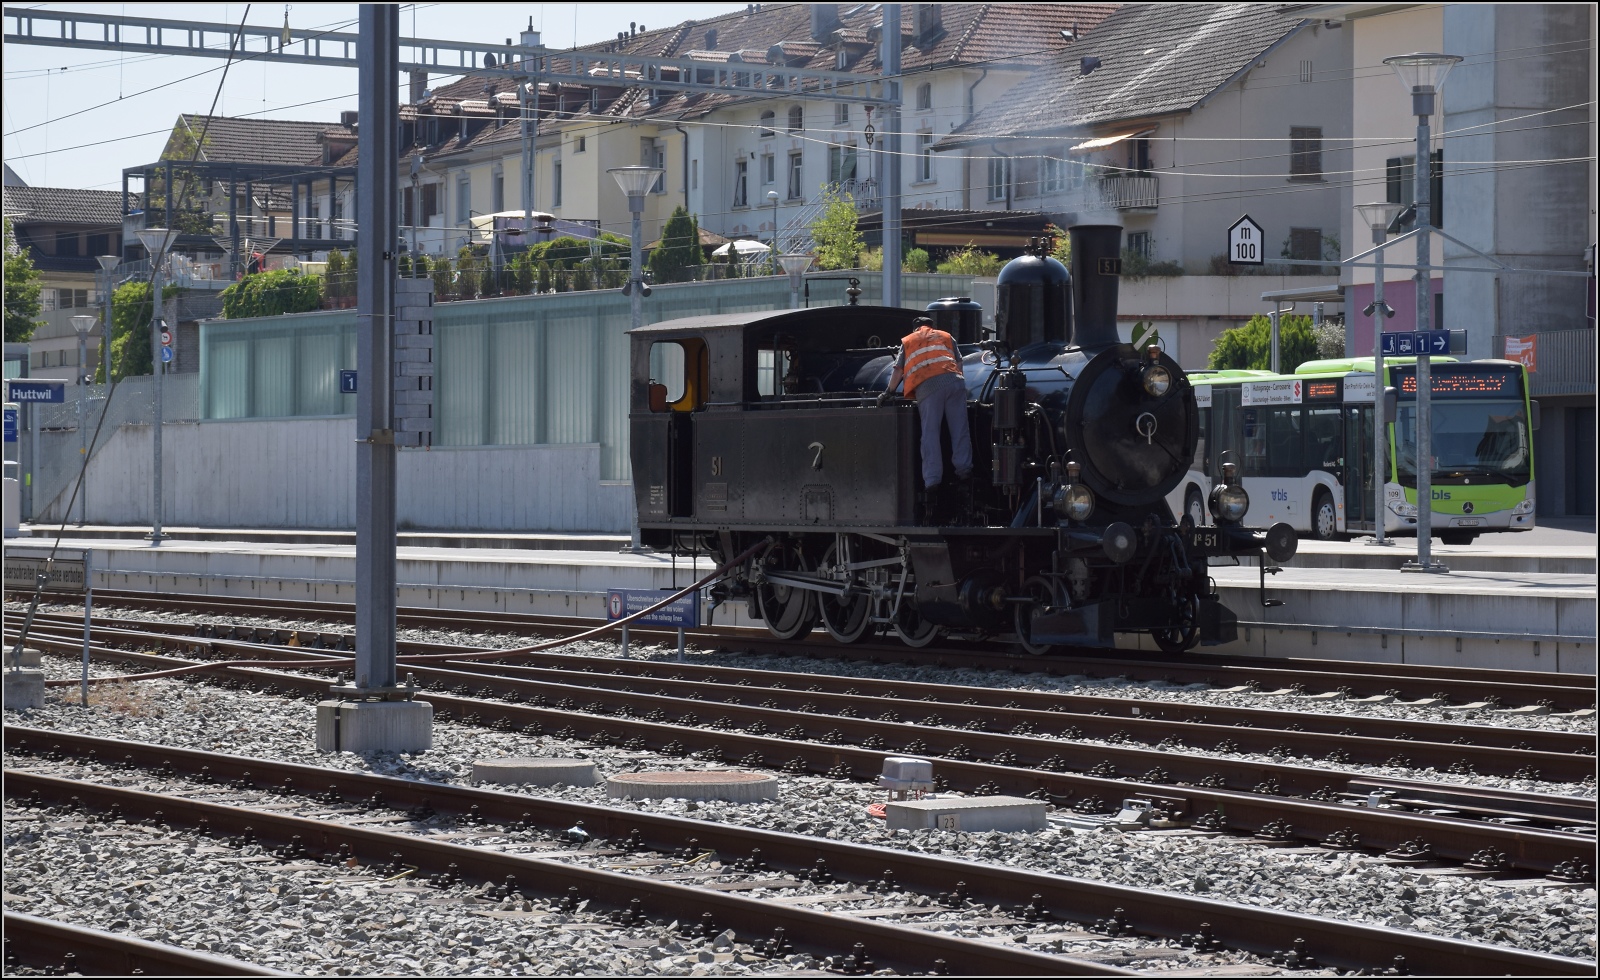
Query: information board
4 555 88 593
606 589 699 628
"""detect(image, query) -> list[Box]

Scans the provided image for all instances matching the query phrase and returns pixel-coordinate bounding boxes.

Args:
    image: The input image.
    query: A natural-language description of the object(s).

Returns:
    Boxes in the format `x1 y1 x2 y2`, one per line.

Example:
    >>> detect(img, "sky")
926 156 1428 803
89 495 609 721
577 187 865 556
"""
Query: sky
3 2 751 192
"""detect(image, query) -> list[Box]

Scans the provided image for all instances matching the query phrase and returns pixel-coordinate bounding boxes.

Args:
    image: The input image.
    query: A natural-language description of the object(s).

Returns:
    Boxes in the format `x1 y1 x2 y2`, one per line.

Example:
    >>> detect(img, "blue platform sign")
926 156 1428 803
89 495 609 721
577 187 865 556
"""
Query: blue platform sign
160 346 173 363
339 370 358 394
5 380 65 403
1382 329 1456 357
606 588 699 628
3 406 17 443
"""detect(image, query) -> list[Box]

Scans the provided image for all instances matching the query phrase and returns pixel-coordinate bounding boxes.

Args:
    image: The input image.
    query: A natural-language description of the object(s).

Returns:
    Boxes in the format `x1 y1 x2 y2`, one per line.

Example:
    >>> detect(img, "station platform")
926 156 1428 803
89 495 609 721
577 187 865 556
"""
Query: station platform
8 523 1595 674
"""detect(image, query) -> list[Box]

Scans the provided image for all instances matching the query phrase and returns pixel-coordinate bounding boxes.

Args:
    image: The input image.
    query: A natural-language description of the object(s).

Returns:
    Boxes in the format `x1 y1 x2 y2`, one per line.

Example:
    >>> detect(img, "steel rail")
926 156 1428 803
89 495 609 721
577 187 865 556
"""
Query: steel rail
3 770 1126 977
2 911 291 977
9 727 1592 978
22 609 1593 756
10 632 1592 875
15 623 1595 812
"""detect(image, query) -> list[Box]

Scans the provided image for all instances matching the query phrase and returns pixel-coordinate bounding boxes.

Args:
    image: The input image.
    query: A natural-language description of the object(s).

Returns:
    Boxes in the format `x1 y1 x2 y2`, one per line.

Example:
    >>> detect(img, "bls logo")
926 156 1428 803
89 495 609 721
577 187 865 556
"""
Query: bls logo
1430 490 1452 501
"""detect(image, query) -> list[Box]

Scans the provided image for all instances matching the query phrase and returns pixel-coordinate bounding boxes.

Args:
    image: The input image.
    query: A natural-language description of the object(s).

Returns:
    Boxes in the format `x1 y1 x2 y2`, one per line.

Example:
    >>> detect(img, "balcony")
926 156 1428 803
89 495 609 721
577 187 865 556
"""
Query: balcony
1098 174 1158 210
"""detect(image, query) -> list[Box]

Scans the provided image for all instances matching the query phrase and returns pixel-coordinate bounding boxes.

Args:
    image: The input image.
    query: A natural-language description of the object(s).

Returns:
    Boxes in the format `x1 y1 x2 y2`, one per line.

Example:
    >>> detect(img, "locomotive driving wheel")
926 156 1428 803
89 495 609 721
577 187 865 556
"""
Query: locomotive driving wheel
817 541 875 644
754 541 818 641
1151 588 1201 654
893 599 939 648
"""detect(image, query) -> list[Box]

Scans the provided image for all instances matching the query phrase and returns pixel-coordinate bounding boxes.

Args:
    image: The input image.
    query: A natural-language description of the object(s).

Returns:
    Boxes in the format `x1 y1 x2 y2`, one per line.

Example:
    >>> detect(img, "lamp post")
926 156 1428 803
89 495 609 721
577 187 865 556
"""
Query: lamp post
95 255 120 384
609 166 663 554
767 189 780 276
70 314 97 525
1383 51 1461 574
1355 201 1404 547
778 253 812 310
135 226 179 547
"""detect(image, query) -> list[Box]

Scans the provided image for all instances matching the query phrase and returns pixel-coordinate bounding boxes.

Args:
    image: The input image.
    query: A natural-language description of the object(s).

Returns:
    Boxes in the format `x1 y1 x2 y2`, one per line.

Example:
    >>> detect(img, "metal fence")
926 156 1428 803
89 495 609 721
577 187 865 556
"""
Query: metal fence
200 271 973 480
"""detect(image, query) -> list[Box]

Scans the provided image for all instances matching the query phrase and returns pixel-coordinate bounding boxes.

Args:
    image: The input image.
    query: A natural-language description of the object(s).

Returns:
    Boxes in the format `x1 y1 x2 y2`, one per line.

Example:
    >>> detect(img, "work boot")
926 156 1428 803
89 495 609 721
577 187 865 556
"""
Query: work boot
922 483 946 526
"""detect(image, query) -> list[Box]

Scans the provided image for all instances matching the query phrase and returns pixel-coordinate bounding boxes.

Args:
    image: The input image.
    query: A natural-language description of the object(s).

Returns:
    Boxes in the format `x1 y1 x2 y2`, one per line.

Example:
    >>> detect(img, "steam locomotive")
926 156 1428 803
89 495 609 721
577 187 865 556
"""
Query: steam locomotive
628 224 1297 654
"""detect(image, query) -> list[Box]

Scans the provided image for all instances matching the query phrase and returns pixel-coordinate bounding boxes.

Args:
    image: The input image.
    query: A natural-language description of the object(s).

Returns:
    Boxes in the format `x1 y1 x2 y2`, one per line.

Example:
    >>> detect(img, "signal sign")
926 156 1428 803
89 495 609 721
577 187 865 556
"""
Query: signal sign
1227 215 1265 266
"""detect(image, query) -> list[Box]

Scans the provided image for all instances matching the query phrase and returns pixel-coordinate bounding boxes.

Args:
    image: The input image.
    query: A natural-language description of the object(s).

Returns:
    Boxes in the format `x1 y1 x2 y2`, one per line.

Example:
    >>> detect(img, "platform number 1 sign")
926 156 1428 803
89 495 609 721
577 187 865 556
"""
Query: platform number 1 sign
1228 215 1265 266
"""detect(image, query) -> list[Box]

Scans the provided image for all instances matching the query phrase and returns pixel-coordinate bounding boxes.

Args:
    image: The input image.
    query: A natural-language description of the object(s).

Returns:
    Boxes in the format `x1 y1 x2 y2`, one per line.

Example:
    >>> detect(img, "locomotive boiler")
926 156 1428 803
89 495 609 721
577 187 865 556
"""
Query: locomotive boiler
628 224 1297 654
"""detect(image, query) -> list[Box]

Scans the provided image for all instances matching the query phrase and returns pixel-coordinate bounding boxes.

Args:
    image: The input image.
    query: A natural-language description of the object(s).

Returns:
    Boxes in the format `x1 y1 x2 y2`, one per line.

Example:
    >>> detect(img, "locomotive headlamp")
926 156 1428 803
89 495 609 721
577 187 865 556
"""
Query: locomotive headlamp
1140 345 1171 397
1054 483 1096 523
1210 484 1249 524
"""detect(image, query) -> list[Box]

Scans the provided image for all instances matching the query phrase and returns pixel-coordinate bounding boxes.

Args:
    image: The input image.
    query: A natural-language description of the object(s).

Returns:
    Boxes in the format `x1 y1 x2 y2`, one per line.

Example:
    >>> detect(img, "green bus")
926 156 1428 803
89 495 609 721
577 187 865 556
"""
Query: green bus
1169 357 1536 543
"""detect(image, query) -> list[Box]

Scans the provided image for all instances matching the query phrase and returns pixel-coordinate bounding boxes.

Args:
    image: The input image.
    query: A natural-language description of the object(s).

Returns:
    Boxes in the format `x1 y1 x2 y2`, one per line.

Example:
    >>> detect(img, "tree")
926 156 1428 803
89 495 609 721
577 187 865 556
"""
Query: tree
935 244 1003 276
99 279 183 381
810 187 864 270
649 207 704 284
1208 313 1318 372
4 218 43 343
430 254 453 299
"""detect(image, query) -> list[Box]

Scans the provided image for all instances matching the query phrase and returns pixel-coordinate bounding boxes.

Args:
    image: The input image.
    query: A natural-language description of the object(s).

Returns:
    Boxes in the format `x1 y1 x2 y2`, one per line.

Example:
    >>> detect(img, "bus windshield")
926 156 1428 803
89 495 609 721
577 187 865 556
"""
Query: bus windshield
1394 399 1531 487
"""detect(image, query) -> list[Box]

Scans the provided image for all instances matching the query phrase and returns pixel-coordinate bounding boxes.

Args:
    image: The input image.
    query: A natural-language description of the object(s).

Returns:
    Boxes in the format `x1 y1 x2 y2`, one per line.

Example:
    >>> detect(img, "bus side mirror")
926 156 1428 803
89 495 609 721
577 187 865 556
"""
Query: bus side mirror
1530 400 1541 431
1383 387 1398 420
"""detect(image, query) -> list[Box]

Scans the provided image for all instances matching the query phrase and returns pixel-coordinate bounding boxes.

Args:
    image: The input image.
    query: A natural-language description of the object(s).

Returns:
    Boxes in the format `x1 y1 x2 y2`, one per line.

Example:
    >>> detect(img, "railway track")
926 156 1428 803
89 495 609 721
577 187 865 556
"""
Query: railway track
11 624 1595 877
7 726 1592 977
3 911 288 977
30 587 1595 711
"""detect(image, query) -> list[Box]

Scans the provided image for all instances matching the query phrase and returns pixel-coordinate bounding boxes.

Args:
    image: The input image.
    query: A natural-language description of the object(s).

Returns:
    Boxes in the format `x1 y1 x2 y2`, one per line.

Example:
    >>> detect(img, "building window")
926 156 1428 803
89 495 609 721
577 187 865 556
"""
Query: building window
1386 151 1444 226
575 136 586 152
1289 227 1322 261
759 110 775 137
1126 232 1151 259
55 232 80 257
1126 137 1152 174
787 106 803 133
828 144 857 184
836 49 848 70
835 102 849 126
916 132 934 181
642 137 667 193
87 233 111 256
422 183 439 222
553 159 563 208
1290 127 1322 180
787 152 804 200
1299 60 1313 83
986 156 1010 201
456 177 471 226
916 82 932 111
733 160 749 207
492 171 505 212
762 153 775 185
1042 155 1075 193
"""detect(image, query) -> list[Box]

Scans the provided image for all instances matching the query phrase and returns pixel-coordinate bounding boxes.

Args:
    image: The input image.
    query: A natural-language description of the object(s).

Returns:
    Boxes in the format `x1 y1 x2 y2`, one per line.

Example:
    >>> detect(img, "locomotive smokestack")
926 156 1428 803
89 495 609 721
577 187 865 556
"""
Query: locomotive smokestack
1068 225 1123 350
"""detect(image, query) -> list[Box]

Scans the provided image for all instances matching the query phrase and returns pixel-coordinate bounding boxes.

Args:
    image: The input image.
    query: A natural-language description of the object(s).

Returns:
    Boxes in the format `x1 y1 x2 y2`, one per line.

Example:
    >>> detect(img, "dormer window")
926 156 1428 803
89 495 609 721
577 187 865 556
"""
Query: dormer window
760 110 776 137
836 49 849 70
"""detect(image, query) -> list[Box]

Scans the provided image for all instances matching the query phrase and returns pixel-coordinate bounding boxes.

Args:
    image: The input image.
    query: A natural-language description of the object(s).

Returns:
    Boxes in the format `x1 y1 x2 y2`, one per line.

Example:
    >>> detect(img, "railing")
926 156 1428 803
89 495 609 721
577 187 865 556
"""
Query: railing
1510 328 1596 397
1098 174 1159 210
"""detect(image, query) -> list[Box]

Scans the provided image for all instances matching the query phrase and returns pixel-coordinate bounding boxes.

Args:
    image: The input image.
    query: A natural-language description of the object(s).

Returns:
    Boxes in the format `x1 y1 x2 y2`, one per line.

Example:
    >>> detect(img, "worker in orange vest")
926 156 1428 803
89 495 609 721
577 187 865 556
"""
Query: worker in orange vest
879 317 972 522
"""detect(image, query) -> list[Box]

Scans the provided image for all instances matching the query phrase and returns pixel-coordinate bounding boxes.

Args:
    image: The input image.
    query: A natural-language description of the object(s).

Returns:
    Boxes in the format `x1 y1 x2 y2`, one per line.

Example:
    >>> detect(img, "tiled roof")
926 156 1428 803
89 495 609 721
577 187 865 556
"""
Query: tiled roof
938 4 1308 148
170 114 355 167
2 185 123 226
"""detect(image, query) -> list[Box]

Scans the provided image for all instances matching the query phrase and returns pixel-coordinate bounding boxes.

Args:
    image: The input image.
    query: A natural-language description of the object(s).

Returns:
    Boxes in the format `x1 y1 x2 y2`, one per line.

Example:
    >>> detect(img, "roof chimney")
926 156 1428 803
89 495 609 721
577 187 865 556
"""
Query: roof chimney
409 69 427 104
340 110 359 129
521 18 540 69
811 4 840 42
705 28 717 50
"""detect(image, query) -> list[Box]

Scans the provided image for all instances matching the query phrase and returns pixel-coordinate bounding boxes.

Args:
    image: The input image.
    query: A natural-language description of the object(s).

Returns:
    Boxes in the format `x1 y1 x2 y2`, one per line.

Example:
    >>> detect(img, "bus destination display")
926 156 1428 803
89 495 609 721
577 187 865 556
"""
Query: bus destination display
1396 369 1519 397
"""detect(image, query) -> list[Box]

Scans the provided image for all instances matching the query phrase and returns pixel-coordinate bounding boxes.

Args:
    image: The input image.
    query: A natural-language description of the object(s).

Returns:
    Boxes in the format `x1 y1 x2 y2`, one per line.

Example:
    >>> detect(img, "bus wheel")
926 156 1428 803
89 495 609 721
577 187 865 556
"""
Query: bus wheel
1185 487 1206 527
1312 490 1339 541
1440 531 1478 545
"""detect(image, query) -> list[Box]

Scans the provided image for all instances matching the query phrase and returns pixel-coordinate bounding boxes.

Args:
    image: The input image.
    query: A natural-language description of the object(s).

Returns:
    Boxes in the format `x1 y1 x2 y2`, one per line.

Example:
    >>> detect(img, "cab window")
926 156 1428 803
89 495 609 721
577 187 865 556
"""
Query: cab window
648 338 709 412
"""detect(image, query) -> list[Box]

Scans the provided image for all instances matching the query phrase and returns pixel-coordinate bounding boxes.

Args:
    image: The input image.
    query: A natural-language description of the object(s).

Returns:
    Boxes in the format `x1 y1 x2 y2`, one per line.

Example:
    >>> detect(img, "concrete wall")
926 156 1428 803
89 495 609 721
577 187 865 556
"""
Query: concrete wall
36 416 633 532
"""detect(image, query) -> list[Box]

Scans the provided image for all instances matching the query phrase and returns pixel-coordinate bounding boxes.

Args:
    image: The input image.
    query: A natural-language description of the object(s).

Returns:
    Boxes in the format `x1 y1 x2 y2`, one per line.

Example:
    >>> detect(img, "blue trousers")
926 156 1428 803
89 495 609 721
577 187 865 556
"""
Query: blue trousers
916 376 973 487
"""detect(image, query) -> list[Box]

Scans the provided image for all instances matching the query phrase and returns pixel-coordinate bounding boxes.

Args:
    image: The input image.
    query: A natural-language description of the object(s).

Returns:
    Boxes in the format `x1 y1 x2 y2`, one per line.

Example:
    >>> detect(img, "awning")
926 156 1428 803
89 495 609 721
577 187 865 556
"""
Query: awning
468 210 556 244
712 239 771 258
1068 128 1155 154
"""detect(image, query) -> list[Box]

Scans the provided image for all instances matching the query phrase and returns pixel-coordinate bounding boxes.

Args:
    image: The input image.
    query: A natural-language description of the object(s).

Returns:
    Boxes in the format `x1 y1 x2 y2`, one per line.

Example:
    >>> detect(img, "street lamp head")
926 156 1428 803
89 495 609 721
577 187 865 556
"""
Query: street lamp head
96 254 121 272
1354 201 1405 236
1382 52 1463 94
71 314 98 336
777 253 813 276
767 190 779 202
135 226 179 258
608 166 664 200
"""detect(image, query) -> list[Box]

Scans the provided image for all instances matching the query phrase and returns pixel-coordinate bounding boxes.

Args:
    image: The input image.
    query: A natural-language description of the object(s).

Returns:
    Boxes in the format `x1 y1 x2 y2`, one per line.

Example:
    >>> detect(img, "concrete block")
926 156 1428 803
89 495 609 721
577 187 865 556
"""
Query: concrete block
4 648 43 669
885 795 1048 833
607 770 778 803
473 757 598 786
315 699 433 754
3 669 46 711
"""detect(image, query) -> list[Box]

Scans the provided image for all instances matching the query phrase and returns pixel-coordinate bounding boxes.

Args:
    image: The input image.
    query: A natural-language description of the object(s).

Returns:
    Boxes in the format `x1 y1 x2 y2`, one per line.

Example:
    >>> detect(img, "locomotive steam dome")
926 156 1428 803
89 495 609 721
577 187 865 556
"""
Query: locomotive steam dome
994 247 1071 349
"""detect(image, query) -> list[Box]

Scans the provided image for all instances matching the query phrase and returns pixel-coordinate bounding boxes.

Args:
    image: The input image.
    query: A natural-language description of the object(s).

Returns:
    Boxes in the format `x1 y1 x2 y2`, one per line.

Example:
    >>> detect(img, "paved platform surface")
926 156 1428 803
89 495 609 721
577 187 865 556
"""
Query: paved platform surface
9 522 1594 674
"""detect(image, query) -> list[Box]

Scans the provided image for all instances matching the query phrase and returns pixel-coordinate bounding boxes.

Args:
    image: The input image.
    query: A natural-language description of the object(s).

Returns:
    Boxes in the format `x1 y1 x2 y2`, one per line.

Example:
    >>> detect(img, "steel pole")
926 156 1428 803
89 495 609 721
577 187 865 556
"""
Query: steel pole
1269 309 1281 374
627 194 645 553
354 2 401 690
1407 91 1443 572
1371 230 1390 546
76 330 87 525
100 268 113 384
149 257 164 546
881 4 902 308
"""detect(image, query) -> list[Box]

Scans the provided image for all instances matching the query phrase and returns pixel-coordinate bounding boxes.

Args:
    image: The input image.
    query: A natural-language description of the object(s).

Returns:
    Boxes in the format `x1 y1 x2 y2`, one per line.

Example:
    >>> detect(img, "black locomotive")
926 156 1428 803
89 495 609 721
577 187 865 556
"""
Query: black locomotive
628 224 1297 653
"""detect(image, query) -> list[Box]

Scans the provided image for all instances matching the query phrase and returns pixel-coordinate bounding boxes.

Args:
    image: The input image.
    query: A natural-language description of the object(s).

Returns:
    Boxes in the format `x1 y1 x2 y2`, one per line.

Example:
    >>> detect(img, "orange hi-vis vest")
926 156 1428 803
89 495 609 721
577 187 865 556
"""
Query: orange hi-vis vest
900 325 962 397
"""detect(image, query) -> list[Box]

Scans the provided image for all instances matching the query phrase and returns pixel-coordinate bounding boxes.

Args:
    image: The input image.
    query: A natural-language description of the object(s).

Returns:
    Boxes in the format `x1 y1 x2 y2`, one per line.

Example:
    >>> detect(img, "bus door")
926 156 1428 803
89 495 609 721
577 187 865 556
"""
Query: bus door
1343 405 1374 528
